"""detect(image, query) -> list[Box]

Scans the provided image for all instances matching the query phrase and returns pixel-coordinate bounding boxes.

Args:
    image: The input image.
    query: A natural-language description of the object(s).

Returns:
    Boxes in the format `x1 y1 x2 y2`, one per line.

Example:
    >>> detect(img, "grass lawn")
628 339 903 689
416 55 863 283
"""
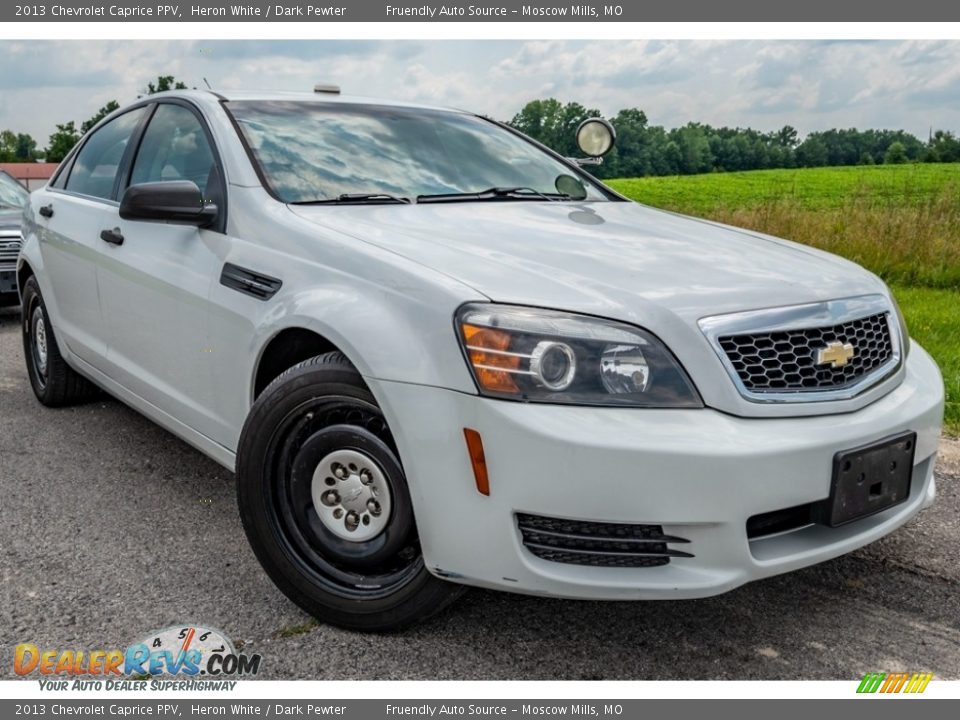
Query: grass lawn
608 163 960 214
608 165 959 435
891 286 959 435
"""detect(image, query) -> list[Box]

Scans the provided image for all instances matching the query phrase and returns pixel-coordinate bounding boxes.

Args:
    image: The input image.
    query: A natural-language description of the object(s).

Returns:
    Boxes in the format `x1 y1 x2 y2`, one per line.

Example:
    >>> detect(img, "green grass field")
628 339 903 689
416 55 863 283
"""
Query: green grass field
608 165 959 435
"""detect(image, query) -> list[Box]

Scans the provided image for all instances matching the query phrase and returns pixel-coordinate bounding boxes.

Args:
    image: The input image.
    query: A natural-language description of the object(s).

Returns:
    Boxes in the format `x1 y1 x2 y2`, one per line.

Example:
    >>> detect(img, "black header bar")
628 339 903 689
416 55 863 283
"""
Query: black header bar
6 0 960 22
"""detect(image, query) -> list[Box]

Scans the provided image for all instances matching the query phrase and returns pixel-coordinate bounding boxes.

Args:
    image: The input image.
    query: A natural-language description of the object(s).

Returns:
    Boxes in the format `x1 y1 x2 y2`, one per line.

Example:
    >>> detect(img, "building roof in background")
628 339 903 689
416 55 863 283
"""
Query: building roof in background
0 163 59 180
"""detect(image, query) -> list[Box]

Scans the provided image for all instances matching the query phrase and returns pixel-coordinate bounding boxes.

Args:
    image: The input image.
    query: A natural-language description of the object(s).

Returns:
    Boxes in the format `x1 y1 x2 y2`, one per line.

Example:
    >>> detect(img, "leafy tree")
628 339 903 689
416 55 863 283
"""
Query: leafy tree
884 141 909 164
672 124 713 174
0 130 38 162
81 100 120 135
662 141 682 175
45 121 80 163
510 98 600 159
603 108 652 178
145 75 189 94
773 125 799 148
795 136 828 167
0 130 17 162
928 130 960 163
15 132 38 161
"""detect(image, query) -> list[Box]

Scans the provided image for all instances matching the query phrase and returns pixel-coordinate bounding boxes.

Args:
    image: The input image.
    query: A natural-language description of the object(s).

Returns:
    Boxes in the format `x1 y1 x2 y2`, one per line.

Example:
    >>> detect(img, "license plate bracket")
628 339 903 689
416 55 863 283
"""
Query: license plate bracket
824 432 916 527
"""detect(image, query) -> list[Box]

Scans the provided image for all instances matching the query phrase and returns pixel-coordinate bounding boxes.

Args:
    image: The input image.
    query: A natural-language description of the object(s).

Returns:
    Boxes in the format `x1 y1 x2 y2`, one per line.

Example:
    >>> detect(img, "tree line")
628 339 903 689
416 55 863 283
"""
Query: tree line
508 98 960 178
4 87 960 176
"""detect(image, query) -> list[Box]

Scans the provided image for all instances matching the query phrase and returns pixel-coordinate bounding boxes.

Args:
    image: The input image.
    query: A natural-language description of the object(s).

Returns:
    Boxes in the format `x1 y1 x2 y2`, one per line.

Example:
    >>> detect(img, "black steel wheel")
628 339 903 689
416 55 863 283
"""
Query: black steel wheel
236 352 463 630
20 275 99 406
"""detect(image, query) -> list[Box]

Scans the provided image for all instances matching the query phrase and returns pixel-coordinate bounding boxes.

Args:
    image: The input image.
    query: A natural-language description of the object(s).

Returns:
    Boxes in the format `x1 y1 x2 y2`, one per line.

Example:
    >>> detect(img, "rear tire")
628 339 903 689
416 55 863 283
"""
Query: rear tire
21 276 99 407
236 352 464 631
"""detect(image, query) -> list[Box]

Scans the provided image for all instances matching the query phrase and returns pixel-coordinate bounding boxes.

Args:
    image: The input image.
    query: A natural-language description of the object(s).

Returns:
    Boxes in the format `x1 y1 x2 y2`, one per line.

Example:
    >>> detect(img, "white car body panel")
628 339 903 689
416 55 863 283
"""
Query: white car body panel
17 89 945 600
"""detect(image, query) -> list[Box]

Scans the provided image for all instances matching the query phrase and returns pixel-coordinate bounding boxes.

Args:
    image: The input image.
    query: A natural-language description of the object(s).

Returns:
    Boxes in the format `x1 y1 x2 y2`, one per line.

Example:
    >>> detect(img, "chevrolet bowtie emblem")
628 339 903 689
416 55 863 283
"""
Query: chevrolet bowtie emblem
816 340 855 368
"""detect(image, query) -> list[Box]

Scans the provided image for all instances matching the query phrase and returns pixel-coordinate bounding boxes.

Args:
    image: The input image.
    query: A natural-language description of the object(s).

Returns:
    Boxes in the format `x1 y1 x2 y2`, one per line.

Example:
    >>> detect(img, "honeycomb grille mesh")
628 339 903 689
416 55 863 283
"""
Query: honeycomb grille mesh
718 312 894 392
516 513 692 569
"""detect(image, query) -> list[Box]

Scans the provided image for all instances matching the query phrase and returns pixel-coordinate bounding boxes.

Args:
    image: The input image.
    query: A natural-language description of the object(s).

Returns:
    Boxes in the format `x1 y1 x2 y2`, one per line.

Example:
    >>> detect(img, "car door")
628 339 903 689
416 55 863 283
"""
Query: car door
95 101 229 443
37 107 148 364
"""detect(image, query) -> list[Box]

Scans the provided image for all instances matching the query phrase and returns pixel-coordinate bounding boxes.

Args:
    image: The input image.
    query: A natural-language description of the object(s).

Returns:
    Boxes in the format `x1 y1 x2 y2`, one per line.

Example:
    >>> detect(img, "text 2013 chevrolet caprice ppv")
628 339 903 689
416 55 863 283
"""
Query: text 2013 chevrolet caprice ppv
19 89 944 630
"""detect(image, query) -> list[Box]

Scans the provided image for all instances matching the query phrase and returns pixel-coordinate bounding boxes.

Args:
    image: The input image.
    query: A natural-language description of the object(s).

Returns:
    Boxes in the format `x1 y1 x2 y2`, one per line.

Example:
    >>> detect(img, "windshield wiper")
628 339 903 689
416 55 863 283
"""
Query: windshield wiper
417 187 569 203
292 193 411 205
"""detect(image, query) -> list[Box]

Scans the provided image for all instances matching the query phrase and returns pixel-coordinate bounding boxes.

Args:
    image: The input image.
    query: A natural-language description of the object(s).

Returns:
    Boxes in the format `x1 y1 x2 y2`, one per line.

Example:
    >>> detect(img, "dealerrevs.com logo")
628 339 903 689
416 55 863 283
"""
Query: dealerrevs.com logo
15 625 261 691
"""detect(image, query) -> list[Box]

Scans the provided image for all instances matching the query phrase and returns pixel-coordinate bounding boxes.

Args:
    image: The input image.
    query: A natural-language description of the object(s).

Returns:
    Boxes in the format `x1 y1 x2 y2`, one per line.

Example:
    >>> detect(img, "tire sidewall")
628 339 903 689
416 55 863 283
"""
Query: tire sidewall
236 360 458 629
21 277 50 399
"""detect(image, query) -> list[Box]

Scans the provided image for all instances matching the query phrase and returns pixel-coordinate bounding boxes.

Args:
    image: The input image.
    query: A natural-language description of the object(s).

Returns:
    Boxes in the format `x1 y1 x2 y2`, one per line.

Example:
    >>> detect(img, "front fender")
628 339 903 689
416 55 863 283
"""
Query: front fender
249 280 482 403
17 208 51 311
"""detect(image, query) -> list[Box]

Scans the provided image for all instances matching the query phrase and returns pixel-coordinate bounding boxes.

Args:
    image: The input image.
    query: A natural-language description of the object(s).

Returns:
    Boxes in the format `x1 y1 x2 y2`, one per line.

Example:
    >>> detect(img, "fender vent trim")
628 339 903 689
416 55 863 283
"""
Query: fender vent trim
220 263 282 300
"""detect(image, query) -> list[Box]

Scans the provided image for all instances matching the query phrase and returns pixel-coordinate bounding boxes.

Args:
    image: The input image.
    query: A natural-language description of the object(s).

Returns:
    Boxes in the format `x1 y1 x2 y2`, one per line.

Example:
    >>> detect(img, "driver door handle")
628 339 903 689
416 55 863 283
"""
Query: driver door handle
100 228 124 246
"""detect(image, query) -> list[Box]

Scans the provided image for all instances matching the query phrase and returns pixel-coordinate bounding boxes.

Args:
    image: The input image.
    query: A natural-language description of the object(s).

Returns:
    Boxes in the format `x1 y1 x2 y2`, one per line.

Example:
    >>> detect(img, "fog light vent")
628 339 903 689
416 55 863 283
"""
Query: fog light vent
516 513 692 568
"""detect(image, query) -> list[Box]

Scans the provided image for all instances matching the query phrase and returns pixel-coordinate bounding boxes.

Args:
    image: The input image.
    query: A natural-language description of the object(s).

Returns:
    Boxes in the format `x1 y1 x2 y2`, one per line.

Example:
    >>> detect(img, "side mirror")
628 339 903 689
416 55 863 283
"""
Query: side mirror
574 118 616 165
119 181 217 227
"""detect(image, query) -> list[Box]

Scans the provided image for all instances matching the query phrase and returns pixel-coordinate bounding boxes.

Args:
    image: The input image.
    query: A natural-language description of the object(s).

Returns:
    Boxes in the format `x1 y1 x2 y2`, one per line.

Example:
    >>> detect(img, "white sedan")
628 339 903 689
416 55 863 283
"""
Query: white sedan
18 89 944 630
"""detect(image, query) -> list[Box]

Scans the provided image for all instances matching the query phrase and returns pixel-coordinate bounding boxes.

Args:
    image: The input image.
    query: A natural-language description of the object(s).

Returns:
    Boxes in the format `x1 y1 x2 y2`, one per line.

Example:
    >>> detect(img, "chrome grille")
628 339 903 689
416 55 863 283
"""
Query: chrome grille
698 295 902 403
718 312 894 392
0 234 21 268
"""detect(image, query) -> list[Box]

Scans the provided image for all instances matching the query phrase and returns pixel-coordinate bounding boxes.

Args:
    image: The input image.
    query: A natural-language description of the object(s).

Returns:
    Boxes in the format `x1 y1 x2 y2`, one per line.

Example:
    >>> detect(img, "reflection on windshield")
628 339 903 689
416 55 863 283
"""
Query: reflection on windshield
0 172 28 209
227 101 607 204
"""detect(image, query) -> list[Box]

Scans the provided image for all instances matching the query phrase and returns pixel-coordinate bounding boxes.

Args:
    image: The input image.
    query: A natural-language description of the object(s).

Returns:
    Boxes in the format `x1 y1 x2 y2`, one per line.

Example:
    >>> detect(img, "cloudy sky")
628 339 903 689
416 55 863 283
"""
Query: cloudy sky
1 39 959 144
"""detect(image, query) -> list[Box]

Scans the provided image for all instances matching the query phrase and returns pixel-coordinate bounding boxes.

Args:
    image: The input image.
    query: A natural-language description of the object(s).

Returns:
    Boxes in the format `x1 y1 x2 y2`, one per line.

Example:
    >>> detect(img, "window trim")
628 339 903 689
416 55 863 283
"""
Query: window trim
122 97 229 234
51 105 153 206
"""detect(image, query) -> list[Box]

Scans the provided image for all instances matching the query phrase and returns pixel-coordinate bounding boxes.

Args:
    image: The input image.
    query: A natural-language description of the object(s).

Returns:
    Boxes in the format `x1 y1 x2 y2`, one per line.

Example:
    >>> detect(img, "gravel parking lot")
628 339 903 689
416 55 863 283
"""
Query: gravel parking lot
1 303 958 681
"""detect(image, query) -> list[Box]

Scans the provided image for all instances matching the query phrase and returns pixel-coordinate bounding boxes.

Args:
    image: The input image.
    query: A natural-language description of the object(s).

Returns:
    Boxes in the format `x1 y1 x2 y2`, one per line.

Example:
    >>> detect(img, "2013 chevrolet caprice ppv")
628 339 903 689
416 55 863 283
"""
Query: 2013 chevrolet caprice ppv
18 90 944 630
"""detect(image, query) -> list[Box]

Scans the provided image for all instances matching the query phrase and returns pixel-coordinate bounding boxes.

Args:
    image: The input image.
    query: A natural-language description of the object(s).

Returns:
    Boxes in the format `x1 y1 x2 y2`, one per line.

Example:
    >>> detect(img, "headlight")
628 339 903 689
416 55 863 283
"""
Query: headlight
890 293 911 358
456 304 702 407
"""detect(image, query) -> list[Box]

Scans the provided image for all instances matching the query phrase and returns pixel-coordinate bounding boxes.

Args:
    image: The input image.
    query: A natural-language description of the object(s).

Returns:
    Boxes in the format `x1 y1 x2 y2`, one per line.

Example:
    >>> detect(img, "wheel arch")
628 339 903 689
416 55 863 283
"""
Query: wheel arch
17 258 34 301
252 326 356 400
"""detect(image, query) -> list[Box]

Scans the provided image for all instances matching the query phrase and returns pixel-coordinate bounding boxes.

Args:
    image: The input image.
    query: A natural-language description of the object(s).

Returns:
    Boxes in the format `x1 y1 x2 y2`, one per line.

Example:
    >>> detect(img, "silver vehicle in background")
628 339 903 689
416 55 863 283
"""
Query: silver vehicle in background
0 169 28 306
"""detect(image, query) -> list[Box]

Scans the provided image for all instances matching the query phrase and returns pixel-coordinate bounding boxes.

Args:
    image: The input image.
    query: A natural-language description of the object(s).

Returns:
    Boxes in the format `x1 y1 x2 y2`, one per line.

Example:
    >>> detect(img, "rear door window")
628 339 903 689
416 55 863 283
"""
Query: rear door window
64 108 147 200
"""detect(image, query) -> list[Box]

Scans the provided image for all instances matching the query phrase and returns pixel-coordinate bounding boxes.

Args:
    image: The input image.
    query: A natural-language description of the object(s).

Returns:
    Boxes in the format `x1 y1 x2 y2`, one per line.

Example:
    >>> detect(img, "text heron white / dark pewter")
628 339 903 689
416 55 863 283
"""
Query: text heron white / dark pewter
17 89 944 630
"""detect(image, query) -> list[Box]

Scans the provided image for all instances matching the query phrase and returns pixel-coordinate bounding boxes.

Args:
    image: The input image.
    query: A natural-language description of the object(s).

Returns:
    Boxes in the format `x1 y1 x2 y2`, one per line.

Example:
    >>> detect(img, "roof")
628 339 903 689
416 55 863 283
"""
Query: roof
0 163 59 180
152 89 466 114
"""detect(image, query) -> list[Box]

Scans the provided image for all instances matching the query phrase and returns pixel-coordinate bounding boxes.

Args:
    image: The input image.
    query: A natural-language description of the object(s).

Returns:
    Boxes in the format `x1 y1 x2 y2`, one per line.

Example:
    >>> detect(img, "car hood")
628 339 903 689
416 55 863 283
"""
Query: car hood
0 208 22 234
289 200 887 324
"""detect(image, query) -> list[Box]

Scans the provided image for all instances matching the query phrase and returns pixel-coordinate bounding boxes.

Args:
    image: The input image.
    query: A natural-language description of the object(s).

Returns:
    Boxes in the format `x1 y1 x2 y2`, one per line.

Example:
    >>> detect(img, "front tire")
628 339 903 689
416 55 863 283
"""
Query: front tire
236 352 463 631
21 276 99 407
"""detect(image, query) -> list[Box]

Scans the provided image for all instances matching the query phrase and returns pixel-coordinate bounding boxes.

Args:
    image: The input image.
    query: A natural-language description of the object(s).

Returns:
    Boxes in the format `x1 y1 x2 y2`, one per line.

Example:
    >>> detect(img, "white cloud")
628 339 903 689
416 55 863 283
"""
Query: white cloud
0 40 959 148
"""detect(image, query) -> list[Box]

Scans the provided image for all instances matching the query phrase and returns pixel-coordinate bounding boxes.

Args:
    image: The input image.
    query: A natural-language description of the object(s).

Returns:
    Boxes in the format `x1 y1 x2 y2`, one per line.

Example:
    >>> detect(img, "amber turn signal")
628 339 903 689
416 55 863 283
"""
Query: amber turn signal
463 428 490 496
461 323 521 394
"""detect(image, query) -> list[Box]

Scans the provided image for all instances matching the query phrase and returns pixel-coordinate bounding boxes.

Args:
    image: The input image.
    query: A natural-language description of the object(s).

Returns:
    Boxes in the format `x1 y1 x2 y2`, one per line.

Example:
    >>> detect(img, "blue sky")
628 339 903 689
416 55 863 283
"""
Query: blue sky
1 40 958 144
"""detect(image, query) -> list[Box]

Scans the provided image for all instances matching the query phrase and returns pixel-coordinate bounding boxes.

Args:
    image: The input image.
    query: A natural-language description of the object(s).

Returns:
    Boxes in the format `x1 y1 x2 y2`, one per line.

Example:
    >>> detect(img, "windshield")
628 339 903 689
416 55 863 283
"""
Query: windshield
0 171 28 209
227 101 609 204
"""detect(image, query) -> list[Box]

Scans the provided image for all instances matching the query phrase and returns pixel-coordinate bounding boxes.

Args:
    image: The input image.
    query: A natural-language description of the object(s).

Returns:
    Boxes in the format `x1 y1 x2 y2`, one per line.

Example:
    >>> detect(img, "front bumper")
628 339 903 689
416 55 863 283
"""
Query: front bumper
370 344 944 600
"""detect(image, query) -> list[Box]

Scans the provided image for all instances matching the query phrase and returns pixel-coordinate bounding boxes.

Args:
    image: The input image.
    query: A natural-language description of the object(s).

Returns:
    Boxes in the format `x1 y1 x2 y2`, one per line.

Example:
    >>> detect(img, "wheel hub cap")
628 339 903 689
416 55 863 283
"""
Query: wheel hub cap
33 310 48 375
312 449 392 542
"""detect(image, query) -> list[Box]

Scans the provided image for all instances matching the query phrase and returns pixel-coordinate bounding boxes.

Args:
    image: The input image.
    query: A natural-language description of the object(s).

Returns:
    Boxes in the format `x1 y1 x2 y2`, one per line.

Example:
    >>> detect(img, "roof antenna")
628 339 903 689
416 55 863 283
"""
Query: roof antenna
203 77 212 90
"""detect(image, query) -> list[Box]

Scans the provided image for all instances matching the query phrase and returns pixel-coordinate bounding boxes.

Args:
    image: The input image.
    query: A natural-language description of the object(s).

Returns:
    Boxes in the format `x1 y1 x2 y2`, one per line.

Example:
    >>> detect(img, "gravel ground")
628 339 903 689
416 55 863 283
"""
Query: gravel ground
1 304 958 680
